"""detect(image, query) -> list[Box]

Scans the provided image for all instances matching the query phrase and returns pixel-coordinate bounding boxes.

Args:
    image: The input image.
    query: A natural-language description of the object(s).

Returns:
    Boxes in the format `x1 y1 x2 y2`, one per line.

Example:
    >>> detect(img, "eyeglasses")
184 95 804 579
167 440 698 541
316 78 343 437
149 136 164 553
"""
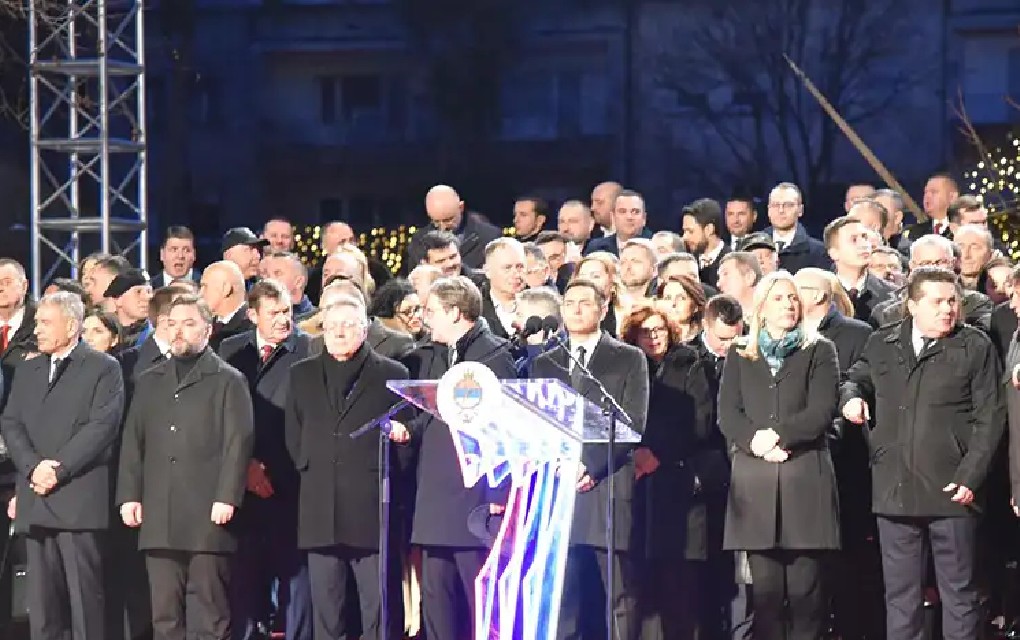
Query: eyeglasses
398 305 423 318
768 202 799 211
639 326 668 338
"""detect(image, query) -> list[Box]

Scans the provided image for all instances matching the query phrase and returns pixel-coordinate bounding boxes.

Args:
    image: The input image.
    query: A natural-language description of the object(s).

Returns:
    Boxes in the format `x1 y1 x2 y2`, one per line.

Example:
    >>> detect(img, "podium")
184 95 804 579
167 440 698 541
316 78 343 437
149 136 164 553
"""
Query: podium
388 361 641 640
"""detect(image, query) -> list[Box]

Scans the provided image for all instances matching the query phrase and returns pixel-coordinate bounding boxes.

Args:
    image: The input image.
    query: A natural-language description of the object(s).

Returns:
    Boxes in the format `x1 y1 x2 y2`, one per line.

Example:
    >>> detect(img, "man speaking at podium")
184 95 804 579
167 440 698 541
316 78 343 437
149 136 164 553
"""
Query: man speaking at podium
531 278 649 640
403 275 517 640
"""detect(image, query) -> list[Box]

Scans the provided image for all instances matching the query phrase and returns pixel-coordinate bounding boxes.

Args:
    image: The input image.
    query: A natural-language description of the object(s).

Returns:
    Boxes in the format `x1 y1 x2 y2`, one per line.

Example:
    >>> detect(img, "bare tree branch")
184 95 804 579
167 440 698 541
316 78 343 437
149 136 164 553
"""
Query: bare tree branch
652 0 937 202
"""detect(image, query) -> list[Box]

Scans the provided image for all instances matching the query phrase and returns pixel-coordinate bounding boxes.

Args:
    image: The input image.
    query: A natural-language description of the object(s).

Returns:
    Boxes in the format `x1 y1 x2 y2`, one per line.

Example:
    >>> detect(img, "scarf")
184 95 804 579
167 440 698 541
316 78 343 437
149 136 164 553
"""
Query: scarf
757 327 802 375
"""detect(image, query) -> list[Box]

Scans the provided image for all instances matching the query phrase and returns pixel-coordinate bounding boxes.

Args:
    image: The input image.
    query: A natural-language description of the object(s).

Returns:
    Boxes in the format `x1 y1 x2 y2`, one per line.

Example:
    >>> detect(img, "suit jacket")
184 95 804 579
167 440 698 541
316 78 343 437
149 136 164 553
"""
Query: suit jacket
719 337 841 550
845 273 895 324
118 336 168 395
818 308 872 374
405 213 503 272
286 346 409 549
209 304 255 352
405 322 517 547
899 219 952 253
1 342 125 531
698 244 731 291
530 333 649 550
989 301 1017 365
583 228 654 257
0 301 38 406
150 269 198 289
116 349 254 552
480 286 515 340
218 329 312 502
765 224 832 274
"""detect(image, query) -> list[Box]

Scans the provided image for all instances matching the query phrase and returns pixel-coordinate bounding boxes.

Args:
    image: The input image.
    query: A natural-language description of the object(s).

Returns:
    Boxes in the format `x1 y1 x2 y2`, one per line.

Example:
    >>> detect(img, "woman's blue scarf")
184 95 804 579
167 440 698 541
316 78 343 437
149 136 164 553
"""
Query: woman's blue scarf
757 327 802 375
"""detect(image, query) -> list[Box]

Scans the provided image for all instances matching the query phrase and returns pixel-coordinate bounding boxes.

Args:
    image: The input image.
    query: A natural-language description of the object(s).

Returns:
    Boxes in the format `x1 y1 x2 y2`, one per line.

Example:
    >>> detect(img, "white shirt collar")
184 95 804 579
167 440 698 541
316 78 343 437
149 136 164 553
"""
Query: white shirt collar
51 340 77 361
773 228 797 245
700 331 725 359
1 306 25 336
256 332 279 354
568 331 601 359
838 274 867 292
218 304 243 325
492 296 517 335
911 326 936 354
699 239 725 267
152 335 171 358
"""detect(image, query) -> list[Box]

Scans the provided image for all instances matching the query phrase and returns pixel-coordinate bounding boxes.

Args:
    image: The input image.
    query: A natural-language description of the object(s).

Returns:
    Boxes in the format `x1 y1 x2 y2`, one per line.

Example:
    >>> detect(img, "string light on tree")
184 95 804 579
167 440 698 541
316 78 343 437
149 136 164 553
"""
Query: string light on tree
963 133 1020 258
295 225 418 274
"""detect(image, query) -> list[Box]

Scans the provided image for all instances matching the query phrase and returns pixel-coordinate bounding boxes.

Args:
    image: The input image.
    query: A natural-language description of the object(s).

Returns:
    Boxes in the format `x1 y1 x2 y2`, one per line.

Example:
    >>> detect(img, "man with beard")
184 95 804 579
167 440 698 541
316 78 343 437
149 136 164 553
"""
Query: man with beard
117 294 253 640
682 198 729 286
618 239 657 302
1 291 125 640
218 280 313 640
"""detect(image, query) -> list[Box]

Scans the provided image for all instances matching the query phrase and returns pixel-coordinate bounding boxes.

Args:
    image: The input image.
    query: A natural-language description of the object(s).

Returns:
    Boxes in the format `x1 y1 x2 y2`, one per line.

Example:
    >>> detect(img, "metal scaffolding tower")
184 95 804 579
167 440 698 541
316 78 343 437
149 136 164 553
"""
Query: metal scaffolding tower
29 0 147 297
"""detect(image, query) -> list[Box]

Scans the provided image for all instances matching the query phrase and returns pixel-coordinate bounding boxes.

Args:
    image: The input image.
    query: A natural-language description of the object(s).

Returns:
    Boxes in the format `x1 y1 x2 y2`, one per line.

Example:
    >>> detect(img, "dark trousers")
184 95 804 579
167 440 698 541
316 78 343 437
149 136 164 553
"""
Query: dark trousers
876 515 980 640
638 558 703 640
230 519 311 640
26 527 106 640
420 546 484 640
306 544 401 640
746 550 825 640
557 546 639 640
145 550 232 640
106 524 152 640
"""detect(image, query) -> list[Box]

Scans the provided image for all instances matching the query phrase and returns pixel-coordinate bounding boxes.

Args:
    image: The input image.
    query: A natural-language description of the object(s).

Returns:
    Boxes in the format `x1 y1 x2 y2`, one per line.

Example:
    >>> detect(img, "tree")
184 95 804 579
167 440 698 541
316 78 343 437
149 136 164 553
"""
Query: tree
650 0 937 201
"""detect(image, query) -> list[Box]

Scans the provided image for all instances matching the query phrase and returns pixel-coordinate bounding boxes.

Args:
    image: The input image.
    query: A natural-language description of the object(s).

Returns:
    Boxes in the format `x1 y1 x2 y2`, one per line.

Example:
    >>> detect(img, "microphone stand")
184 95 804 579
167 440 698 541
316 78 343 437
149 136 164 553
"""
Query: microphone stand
552 336 632 640
351 400 409 640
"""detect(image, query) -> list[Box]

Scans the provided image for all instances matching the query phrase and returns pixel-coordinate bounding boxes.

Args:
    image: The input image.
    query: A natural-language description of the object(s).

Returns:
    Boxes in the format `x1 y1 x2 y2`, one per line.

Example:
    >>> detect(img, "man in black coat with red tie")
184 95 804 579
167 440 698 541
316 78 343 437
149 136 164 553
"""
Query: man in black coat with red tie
1 291 126 640
403 275 517 640
219 279 313 640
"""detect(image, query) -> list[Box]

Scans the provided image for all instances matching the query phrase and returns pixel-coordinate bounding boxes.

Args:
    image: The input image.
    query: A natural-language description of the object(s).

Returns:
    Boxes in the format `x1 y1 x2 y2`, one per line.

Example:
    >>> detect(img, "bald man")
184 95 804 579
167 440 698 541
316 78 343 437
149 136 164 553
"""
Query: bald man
590 181 622 237
200 261 254 350
404 185 502 273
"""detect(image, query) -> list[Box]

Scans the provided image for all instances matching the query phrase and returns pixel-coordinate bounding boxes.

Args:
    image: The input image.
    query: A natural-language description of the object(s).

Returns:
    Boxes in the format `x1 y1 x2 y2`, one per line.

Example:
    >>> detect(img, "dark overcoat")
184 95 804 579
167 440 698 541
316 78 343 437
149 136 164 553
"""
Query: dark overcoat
116 349 254 553
1 342 125 531
285 345 409 550
842 320 1004 518
719 336 841 551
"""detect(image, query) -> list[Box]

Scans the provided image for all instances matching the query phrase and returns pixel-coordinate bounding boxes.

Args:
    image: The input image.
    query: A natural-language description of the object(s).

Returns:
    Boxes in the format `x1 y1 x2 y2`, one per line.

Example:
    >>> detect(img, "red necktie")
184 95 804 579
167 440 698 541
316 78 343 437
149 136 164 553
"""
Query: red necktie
0 325 8 353
260 344 274 364
934 222 944 236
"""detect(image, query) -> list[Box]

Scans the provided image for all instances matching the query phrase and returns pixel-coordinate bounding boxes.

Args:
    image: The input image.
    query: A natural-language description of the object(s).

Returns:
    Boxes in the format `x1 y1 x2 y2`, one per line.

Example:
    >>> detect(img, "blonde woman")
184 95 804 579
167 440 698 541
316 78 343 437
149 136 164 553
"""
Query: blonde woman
718 270 840 640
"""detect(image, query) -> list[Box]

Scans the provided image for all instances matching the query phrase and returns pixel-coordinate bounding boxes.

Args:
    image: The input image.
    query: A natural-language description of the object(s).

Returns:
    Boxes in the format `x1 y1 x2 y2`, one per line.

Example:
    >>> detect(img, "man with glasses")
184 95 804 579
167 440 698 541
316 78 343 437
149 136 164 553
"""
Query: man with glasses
869 234 993 330
763 182 830 274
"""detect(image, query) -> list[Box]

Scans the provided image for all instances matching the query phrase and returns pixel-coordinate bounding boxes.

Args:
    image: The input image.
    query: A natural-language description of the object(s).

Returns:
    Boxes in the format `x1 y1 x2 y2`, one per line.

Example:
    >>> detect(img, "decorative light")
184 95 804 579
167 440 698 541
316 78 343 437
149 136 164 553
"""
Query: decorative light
296 225 419 274
965 132 1020 260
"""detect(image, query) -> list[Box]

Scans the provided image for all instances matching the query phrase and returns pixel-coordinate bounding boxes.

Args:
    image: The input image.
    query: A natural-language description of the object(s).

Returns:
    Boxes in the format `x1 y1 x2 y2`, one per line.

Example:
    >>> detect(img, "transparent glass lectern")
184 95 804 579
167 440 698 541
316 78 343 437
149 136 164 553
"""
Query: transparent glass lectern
388 363 641 640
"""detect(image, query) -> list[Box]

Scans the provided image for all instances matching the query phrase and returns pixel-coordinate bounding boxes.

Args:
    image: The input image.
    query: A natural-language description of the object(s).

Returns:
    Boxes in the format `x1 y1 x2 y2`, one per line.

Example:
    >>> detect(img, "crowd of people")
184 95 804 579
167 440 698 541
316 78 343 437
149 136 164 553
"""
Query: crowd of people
0 173 1016 640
